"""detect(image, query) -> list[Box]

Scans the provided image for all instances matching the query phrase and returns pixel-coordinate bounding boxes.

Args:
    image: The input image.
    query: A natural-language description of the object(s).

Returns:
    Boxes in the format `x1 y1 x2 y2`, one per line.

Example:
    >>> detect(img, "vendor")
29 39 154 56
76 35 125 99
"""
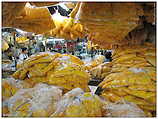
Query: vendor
18 47 28 64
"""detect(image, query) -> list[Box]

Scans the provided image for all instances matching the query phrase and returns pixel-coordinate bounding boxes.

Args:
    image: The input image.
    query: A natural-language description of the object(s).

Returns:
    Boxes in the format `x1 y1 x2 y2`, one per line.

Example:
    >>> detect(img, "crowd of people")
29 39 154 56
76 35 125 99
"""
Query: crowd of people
2 38 112 71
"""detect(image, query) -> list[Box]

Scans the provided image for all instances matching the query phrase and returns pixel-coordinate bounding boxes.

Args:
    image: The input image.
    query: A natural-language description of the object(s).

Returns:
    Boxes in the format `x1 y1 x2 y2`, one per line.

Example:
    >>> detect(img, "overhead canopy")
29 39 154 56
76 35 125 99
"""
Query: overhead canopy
2 2 55 34
29 2 58 7
63 2 77 9
2 2 72 35
2 2 26 27
2 2 155 46
2 27 17 33
74 2 155 49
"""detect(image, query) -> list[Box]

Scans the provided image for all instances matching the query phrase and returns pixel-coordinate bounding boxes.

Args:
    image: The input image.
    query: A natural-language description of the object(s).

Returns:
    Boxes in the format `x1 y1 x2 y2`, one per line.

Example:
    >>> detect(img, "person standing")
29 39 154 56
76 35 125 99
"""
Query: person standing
18 47 28 64
12 46 20 59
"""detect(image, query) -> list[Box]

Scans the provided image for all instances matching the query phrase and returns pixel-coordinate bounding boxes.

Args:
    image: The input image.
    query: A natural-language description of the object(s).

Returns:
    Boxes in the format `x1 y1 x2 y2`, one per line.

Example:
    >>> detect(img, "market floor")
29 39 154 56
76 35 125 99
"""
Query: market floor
88 85 98 94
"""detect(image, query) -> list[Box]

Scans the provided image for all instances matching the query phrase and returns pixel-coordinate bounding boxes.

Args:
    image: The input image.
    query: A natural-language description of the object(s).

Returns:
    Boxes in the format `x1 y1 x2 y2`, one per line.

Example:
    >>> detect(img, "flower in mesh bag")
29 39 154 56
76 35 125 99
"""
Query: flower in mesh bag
103 100 145 117
8 83 62 117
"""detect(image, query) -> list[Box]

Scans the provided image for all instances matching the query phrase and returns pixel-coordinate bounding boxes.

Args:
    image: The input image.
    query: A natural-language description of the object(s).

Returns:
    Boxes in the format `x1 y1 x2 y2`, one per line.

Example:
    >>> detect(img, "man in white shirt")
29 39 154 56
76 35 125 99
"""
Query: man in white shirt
18 47 28 64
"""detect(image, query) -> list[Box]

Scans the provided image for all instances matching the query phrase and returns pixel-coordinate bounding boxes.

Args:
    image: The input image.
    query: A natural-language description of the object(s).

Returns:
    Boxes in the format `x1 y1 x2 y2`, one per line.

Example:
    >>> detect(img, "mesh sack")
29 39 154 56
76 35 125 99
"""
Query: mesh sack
103 100 145 117
47 54 90 92
51 88 104 117
8 83 62 117
84 55 105 71
2 100 10 117
99 68 156 116
2 78 31 101
13 52 90 92
90 62 112 80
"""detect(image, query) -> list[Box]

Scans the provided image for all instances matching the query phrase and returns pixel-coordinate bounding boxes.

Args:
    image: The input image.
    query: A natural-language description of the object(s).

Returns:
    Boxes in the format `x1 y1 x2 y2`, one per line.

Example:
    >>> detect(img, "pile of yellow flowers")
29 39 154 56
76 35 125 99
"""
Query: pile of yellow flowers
13 52 90 92
95 44 156 117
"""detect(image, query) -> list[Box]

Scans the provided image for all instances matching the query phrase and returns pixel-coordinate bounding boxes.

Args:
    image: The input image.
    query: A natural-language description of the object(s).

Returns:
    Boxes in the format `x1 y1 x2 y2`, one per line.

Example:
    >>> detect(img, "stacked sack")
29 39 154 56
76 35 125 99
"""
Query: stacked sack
84 55 105 71
2 78 31 101
103 100 145 117
4 85 146 117
51 88 145 117
96 44 156 117
51 88 104 117
75 2 144 49
16 36 29 44
2 39 9 51
2 78 31 116
12 52 90 92
91 43 156 80
90 62 112 80
7 83 62 117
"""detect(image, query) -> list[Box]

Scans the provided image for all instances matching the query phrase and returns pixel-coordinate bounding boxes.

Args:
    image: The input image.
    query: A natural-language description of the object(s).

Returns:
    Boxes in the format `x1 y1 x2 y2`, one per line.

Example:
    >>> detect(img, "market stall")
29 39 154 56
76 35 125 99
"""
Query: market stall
2 2 156 117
